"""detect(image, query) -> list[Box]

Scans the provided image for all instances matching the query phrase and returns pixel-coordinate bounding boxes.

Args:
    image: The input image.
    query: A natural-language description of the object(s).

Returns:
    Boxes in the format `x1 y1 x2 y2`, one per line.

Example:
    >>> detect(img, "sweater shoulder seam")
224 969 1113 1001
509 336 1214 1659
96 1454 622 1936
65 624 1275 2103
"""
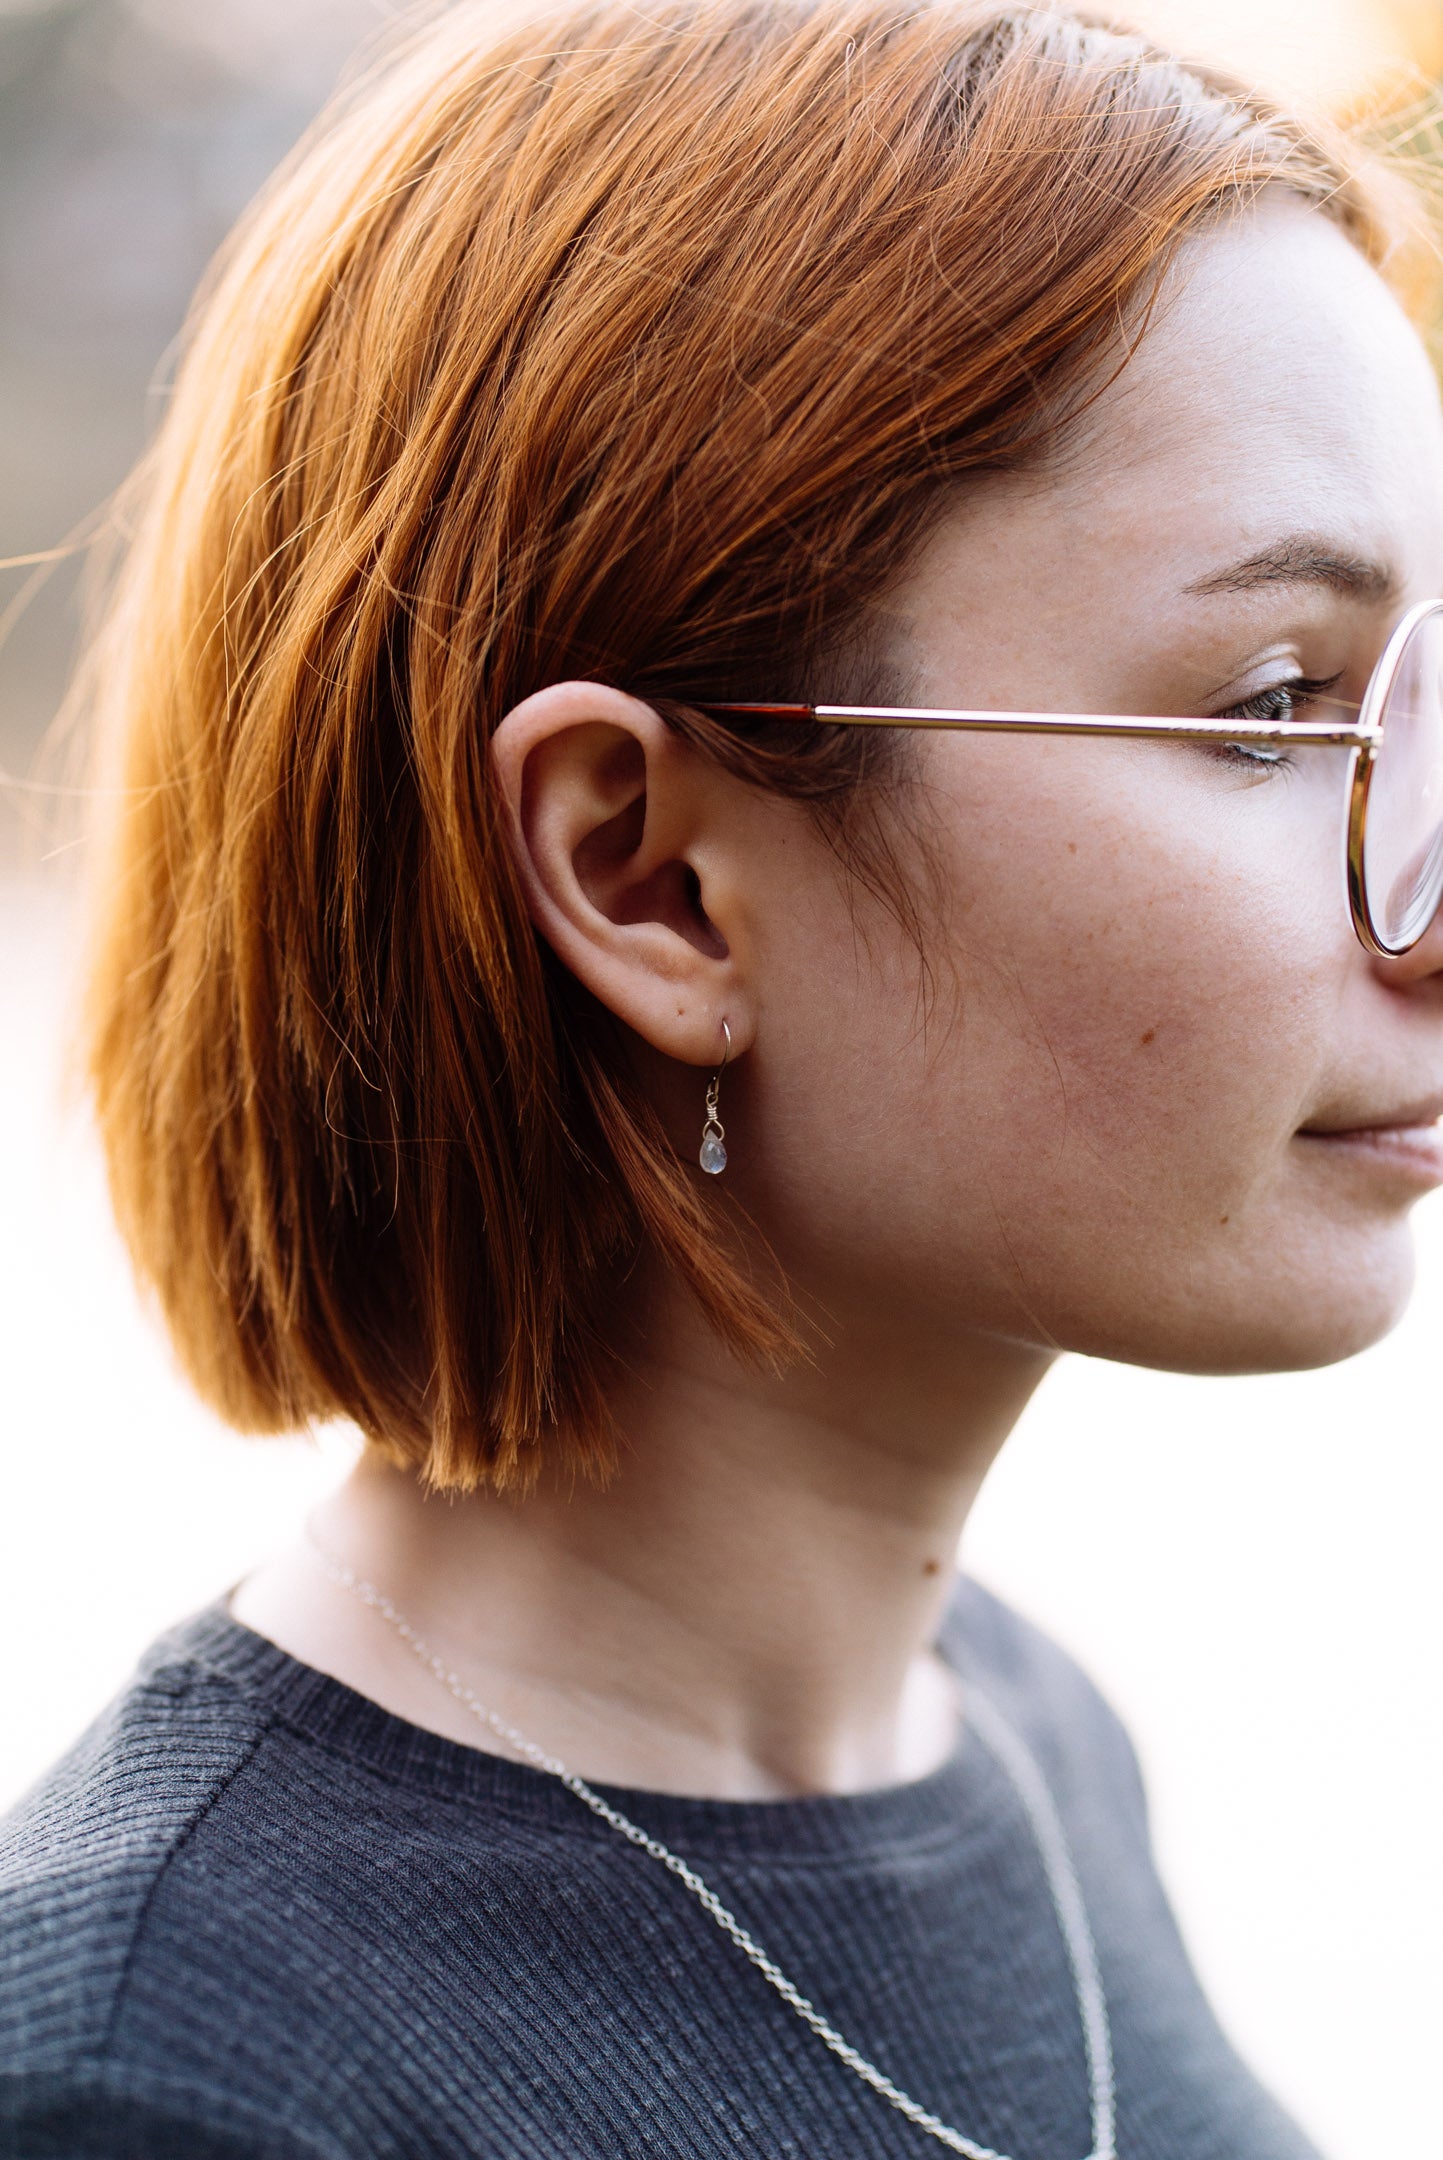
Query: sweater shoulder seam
92 1677 280 2063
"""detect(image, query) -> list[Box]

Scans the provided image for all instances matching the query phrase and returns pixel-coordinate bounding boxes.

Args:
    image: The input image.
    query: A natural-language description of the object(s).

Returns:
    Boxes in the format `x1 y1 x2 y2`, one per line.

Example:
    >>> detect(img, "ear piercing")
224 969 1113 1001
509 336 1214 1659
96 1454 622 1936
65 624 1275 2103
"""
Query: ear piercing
698 1019 732 1175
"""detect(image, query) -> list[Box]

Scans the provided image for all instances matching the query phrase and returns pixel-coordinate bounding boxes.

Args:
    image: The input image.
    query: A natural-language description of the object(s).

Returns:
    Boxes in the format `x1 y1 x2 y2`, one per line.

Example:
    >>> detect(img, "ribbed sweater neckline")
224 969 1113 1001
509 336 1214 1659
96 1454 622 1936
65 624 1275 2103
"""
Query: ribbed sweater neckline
143 1591 992 1867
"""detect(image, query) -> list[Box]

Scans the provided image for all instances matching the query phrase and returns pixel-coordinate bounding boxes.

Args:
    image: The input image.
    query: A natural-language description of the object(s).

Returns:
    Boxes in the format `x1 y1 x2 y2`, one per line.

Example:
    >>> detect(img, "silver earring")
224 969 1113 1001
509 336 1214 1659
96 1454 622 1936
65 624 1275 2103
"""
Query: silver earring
699 1019 732 1175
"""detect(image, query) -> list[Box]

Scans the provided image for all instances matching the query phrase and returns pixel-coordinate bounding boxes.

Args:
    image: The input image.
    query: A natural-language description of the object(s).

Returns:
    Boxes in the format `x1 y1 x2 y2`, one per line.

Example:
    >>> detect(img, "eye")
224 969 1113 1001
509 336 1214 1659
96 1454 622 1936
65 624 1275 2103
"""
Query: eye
1217 690 1294 770
1229 683 1304 725
1210 672 1344 771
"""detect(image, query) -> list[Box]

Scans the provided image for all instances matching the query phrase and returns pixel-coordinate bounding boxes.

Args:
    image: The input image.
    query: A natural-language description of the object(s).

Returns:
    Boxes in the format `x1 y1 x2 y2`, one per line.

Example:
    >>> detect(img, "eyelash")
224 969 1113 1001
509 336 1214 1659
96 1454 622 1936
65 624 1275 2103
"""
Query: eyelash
1211 672 1346 769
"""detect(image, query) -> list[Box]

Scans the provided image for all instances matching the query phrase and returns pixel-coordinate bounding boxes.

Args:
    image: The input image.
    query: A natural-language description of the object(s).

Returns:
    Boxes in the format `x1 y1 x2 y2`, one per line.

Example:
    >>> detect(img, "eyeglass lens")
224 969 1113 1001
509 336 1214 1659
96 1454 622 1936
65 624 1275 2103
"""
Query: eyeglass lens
1364 606 1443 953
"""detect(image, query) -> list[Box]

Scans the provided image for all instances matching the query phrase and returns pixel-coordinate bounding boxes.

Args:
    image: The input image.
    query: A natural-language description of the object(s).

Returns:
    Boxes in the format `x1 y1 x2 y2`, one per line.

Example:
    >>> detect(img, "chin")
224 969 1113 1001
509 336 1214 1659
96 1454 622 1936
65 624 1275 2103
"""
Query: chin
1058 1219 1421 1378
1152 1247 1418 1377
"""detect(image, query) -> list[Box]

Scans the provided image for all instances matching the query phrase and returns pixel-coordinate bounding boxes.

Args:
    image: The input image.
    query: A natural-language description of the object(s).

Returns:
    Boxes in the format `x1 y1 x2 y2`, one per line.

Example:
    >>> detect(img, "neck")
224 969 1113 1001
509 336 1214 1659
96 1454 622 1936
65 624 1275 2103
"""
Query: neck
304 1273 1052 1800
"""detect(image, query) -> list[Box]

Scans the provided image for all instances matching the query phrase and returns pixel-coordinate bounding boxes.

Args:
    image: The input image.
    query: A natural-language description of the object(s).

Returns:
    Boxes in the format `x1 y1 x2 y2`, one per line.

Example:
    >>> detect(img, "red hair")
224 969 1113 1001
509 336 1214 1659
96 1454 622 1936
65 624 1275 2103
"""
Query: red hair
75 0 1412 1492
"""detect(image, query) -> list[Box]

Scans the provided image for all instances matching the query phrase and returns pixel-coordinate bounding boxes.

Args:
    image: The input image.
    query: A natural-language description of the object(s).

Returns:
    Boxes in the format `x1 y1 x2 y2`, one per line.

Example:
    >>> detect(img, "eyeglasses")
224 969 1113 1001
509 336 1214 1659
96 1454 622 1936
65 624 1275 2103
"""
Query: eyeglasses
701 596 1443 958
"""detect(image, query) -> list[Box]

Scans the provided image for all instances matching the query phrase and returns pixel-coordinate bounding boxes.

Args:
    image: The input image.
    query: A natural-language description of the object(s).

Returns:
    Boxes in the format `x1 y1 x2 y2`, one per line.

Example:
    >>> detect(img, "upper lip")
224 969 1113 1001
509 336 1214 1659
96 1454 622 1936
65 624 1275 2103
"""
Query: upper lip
1301 1093 1443 1135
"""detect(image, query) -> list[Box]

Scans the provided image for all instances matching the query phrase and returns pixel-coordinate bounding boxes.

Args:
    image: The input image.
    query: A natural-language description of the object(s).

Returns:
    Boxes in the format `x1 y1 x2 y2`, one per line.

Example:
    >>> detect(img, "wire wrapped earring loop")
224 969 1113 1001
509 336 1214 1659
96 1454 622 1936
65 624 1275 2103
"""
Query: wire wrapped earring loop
698 1019 732 1175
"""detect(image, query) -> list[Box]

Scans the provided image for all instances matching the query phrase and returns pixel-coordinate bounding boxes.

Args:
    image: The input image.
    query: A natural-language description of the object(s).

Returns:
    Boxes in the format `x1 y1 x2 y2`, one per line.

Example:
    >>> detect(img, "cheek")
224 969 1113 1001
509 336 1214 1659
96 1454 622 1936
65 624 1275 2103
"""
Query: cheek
928 748 1337 1160
965 872 1307 1184
884 753 1350 1310
748 747 1397 1372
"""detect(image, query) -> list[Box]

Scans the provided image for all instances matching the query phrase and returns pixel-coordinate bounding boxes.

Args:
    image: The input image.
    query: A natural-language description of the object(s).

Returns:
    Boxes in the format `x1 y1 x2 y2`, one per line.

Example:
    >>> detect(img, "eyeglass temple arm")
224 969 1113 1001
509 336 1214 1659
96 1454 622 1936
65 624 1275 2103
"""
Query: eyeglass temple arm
696 702 1376 748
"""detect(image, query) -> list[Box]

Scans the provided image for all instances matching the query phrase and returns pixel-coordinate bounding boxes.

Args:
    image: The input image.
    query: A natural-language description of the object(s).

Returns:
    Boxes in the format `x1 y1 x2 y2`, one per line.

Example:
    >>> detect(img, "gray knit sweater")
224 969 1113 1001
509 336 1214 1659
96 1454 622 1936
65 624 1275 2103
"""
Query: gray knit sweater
0 1575 1322 2159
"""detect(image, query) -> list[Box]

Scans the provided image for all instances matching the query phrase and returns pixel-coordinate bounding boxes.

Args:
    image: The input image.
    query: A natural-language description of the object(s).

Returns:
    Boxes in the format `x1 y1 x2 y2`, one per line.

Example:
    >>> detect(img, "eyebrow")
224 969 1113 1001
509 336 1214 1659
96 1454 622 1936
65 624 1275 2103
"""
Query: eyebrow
1182 535 1402 607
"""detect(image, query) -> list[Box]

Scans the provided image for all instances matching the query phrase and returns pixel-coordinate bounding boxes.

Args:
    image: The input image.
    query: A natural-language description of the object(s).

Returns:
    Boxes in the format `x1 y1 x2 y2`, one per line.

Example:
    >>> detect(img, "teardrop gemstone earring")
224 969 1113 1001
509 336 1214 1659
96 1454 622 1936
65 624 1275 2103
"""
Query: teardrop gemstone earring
698 1019 732 1175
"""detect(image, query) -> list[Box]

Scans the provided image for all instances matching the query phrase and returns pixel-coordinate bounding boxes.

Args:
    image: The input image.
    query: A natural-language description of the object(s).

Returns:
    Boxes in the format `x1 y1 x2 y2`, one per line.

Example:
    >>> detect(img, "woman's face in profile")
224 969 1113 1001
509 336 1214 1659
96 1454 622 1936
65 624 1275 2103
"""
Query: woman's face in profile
743 196 1443 1376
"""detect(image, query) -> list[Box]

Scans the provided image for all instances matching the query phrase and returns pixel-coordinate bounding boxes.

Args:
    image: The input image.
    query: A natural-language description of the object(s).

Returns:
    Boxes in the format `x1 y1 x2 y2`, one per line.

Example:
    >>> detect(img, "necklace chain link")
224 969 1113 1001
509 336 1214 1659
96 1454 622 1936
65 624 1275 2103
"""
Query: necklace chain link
308 1540 1116 2160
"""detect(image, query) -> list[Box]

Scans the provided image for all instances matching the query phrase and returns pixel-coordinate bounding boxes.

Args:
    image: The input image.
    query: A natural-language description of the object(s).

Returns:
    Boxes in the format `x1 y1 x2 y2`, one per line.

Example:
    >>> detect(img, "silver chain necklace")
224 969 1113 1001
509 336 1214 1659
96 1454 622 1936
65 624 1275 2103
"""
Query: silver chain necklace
308 1539 1117 2160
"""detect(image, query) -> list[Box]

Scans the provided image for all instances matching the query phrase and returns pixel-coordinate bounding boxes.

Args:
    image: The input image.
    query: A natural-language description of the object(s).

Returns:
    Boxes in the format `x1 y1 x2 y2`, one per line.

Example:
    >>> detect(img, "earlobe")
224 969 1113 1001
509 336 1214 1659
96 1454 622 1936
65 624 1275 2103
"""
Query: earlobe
488 680 754 1067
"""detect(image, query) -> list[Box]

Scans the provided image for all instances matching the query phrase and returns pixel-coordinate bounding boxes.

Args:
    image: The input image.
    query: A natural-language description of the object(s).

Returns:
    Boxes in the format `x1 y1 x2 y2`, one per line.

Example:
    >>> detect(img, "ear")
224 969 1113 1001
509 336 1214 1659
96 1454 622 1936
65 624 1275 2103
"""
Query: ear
488 681 756 1066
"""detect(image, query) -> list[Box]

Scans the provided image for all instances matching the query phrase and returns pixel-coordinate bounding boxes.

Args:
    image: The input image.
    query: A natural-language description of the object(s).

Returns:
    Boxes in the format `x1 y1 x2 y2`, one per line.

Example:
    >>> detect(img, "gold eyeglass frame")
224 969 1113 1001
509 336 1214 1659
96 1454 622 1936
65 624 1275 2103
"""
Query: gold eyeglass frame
700 595 1443 960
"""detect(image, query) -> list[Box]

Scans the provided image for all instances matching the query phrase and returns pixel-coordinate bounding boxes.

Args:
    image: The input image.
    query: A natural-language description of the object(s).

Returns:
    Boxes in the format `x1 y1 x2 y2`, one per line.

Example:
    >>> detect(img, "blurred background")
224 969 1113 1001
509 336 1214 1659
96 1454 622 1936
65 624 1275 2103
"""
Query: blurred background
2 4 1441 2157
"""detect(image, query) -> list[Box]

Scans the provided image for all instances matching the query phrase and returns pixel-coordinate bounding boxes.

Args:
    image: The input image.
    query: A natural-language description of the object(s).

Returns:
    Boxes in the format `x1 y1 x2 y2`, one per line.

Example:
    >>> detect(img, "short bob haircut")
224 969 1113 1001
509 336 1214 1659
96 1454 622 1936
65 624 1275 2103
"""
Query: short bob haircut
76 0 1425 1494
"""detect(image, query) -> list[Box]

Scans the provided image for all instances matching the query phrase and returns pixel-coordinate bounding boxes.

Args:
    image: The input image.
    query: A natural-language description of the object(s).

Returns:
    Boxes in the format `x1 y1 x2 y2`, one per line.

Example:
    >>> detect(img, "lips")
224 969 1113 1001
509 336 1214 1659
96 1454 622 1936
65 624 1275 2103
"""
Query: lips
1293 1102 1443 1190
1299 1093 1443 1137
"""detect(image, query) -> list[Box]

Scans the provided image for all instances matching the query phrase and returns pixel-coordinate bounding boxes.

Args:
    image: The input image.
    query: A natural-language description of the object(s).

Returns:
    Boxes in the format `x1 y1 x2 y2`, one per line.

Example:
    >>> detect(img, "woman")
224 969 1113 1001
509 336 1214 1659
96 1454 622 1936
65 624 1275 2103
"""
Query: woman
2 1 1440 2153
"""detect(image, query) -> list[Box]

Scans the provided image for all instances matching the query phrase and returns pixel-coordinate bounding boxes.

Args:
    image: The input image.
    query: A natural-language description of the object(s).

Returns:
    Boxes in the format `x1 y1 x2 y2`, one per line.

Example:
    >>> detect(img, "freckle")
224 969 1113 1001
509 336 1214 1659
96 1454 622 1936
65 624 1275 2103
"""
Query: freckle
1139 1028 1156 1046
922 1557 941 1577
1219 1214 1230 1226
1067 841 1078 855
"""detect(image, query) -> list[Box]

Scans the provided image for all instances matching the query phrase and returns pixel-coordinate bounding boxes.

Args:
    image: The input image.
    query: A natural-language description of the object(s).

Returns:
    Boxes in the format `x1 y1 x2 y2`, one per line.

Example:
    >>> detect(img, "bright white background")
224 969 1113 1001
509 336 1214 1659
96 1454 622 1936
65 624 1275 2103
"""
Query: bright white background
2 858 1439 2160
